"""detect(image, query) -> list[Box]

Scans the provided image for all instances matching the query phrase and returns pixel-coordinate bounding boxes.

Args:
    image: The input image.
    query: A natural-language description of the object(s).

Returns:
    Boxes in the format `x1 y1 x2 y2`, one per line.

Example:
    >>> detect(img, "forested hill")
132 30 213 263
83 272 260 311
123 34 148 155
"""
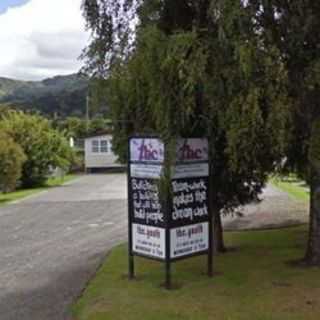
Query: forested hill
0 74 89 117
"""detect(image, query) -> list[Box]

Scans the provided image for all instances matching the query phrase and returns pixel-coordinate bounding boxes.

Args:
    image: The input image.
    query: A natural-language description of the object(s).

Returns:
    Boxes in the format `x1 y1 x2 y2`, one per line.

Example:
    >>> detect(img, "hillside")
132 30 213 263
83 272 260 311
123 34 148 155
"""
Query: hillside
0 74 89 117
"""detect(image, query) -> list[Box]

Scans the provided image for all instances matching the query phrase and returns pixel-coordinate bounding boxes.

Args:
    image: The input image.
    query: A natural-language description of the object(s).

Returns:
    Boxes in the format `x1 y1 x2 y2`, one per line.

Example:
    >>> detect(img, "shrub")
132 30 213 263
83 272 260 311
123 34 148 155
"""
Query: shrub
0 111 74 188
0 130 26 192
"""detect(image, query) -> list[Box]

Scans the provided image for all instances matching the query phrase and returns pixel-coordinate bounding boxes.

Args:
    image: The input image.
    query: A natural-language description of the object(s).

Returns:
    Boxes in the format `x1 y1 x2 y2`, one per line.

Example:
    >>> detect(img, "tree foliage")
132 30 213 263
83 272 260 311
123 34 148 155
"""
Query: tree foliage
82 0 289 251
244 0 320 180
0 111 74 188
0 130 26 193
242 0 320 264
54 116 112 139
0 74 90 118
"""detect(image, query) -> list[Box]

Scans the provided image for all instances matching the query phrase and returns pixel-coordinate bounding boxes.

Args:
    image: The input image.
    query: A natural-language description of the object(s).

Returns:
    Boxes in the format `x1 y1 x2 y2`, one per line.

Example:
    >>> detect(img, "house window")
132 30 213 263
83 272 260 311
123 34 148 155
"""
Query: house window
91 139 110 153
100 140 109 153
92 140 100 153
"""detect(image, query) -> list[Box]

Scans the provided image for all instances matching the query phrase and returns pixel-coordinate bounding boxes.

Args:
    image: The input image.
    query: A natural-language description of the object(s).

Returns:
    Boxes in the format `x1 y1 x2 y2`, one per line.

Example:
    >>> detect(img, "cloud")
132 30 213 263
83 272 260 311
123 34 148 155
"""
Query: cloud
0 0 89 81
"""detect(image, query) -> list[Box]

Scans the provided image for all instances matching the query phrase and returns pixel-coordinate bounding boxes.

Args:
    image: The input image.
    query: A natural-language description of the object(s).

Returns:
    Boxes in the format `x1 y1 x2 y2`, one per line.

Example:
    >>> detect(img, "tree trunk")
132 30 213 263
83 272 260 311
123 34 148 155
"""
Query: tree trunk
305 169 320 265
305 120 320 265
213 204 226 254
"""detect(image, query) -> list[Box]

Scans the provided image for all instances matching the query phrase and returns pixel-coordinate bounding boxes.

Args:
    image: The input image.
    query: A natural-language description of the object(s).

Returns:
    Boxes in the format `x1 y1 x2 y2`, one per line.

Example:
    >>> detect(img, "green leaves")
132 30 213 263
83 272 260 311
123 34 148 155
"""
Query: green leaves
0 130 26 193
0 111 74 188
82 0 290 212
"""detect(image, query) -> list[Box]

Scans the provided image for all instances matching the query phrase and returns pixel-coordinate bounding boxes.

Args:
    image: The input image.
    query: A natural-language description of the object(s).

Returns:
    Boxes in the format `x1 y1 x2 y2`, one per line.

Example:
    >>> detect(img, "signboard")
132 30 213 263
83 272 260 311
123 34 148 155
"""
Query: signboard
132 224 166 259
130 138 164 163
128 138 165 260
171 138 209 259
170 222 209 258
128 137 213 287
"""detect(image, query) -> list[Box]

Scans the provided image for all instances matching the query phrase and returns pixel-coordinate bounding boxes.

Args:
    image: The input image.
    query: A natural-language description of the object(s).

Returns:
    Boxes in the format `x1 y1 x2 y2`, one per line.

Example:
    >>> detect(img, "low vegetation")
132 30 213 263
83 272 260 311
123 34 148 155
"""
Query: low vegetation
0 130 26 192
72 226 320 320
270 175 309 202
0 110 74 191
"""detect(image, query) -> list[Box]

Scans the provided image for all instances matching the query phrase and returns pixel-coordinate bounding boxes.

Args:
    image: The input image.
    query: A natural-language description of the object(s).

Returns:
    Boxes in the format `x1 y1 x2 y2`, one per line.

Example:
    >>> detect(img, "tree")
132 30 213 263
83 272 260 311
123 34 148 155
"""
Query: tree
0 111 74 188
82 0 289 252
54 117 88 139
54 116 112 139
0 104 11 118
244 0 320 265
0 130 26 192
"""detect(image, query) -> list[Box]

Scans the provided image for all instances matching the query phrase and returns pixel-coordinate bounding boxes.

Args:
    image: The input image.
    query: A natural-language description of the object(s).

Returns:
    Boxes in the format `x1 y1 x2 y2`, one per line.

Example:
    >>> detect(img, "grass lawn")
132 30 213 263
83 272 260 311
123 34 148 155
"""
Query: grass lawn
72 226 320 320
270 175 309 202
0 174 78 206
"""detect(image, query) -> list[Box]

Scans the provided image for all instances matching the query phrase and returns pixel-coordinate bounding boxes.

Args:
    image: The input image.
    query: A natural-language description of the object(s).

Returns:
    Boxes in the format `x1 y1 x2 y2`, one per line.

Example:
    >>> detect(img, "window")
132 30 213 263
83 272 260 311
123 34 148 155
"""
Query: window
91 139 110 153
92 140 100 153
100 140 109 153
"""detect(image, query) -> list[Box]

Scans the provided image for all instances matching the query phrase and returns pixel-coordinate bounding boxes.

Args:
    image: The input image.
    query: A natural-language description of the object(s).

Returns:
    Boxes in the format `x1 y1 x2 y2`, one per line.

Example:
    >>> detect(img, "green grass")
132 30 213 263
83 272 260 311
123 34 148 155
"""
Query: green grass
270 175 309 202
0 174 78 206
72 226 320 320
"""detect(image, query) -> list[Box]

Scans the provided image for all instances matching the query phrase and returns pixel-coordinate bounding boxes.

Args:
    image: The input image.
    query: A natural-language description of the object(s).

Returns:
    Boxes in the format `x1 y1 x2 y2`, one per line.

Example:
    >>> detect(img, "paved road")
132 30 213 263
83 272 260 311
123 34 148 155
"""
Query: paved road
0 176 308 320
0 174 127 320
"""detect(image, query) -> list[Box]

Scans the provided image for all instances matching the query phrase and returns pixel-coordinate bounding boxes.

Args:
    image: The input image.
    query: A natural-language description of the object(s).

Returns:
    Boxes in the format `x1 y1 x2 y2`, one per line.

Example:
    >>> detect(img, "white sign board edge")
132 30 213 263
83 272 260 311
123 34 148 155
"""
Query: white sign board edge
172 163 209 179
130 163 163 179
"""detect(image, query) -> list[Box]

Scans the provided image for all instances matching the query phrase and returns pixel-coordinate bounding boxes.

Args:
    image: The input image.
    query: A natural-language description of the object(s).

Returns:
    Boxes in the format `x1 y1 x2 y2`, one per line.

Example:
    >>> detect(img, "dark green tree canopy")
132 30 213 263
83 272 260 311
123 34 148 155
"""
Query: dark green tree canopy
82 0 289 252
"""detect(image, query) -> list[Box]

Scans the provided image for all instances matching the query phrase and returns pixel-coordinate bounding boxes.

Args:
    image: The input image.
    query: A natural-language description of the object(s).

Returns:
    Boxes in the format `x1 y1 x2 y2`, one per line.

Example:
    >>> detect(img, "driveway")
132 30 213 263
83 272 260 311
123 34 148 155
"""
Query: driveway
0 175 309 320
0 174 127 320
222 184 308 231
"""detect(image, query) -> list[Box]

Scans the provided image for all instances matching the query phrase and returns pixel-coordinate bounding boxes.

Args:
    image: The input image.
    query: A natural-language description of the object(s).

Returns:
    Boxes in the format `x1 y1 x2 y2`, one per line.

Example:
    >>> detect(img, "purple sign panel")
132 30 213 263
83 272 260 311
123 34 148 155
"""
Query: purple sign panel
130 138 164 163
176 138 208 162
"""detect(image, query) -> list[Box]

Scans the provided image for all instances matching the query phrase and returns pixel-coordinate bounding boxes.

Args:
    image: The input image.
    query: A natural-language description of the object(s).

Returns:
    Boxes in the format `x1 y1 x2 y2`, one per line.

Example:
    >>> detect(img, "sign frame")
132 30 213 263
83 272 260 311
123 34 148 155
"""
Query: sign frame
127 135 213 287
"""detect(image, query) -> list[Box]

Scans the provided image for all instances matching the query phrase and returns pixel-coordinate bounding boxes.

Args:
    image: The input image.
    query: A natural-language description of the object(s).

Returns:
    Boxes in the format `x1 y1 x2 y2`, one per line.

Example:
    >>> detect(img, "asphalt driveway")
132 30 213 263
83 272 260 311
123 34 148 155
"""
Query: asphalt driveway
0 174 308 320
0 174 127 320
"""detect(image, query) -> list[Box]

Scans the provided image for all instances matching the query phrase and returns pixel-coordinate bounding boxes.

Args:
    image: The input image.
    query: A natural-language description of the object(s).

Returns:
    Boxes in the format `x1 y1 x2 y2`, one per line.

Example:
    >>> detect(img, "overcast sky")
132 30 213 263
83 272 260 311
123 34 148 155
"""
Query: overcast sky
0 0 90 81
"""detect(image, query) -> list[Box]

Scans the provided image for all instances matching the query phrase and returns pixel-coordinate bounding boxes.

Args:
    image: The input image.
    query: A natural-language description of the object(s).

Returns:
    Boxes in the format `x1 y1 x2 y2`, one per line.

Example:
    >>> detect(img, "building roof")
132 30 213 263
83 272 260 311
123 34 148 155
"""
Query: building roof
83 130 113 139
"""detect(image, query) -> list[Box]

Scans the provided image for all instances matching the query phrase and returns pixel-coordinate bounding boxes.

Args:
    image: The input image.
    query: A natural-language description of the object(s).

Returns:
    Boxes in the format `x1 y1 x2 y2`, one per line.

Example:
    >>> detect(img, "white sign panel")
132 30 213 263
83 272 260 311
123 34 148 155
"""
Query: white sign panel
170 222 209 258
172 163 209 179
132 224 166 259
176 139 208 163
130 138 164 163
131 163 163 179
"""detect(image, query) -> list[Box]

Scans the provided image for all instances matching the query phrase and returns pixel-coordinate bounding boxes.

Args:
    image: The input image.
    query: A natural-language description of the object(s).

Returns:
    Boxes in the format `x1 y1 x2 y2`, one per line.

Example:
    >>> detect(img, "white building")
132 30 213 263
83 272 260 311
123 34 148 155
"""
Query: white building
84 134 121 172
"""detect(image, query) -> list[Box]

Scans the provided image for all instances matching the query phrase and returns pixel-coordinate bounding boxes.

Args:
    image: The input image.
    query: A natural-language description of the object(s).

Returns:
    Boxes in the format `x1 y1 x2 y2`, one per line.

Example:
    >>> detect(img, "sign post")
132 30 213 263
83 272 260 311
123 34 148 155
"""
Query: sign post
128 137 212 287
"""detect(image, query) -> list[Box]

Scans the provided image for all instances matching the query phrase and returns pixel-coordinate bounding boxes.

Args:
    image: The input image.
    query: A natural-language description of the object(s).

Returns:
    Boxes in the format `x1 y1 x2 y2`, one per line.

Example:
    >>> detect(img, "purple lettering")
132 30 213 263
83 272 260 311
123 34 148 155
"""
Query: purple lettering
178 141 202 161
138 140 159 161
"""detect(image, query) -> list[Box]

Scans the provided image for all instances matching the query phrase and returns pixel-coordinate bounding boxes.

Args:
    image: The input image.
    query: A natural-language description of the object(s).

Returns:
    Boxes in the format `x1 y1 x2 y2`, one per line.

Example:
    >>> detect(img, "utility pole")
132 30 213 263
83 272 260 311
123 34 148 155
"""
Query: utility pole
86 94 90 132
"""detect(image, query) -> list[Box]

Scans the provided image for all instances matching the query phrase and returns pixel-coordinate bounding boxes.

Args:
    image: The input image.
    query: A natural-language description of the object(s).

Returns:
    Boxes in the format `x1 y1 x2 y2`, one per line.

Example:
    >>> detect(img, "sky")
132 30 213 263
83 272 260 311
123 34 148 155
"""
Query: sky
0 0 90 81
0 0 29 14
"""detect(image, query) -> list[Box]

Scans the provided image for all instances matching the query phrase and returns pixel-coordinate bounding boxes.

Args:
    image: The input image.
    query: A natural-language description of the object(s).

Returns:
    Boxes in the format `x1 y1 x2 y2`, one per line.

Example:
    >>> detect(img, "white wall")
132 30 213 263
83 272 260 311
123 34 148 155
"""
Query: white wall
85 135 118 169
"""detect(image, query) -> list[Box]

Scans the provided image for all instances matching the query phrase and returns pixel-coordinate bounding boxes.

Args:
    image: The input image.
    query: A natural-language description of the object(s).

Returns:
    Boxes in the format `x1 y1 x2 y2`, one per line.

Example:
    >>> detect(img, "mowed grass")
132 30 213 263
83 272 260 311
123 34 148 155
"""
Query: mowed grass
270 175 309 202
0 174 78 206
72 226 320 320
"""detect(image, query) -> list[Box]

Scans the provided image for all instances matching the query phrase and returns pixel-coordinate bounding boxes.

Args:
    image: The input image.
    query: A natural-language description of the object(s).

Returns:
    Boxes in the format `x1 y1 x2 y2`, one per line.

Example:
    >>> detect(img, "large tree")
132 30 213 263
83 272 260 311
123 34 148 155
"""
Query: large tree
244 0 320 264
82 0 288 252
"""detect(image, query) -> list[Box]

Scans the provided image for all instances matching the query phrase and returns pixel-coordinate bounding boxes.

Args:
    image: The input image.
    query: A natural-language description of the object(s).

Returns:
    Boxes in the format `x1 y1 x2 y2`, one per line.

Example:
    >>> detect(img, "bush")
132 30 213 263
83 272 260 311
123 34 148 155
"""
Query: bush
0 111 74 188
0 130 26 192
